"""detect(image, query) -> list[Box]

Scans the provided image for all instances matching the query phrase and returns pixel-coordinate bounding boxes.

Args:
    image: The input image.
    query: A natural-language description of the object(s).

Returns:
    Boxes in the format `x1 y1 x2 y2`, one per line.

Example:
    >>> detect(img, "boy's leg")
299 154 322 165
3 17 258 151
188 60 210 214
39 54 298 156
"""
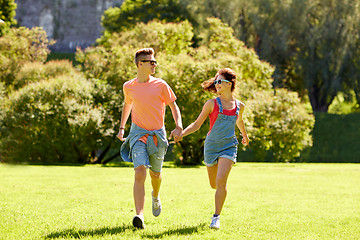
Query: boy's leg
131 141 151 216
149 147 166 217
134 165 146 215
149 169 161 198
149 146 166 196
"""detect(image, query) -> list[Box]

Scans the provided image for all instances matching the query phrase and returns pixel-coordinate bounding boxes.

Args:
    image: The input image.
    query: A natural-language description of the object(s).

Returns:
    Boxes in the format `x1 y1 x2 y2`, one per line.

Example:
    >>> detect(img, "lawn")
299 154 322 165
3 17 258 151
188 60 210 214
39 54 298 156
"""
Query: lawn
0 163 359 239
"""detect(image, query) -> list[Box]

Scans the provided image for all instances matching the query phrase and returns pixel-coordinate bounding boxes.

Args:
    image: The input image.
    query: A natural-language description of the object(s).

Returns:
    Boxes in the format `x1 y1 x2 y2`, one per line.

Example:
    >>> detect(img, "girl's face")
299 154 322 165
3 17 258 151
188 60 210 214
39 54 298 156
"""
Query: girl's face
215 74 232 94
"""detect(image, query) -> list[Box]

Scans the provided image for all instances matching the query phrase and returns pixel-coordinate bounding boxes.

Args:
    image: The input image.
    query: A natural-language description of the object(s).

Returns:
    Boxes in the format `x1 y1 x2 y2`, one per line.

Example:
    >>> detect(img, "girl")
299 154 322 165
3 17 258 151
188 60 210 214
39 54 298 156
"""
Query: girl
180 68 249 229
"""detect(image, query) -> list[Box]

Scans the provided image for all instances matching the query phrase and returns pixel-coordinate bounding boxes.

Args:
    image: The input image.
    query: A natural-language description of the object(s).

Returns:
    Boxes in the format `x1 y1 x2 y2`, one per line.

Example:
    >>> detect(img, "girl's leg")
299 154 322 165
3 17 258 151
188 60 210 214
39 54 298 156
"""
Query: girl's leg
214 157 233 215
207 163 218 189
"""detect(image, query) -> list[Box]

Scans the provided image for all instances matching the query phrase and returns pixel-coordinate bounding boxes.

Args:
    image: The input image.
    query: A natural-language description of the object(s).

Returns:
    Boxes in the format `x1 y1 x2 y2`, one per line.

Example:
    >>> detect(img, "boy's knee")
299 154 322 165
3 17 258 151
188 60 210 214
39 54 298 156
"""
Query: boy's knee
149 169 161 179
134 166 146 181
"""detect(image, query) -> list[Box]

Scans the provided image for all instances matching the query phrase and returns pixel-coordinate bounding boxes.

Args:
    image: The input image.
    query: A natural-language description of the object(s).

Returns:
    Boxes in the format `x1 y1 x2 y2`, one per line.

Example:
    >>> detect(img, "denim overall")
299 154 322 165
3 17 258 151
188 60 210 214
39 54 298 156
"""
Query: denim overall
204 97 240 167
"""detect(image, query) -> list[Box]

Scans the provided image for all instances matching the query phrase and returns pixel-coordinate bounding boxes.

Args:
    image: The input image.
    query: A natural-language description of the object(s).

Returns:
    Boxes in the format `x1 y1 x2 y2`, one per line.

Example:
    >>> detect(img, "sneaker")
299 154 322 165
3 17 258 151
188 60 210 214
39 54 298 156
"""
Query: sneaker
152 191 161 217
132 215 145 229
210 215 220 229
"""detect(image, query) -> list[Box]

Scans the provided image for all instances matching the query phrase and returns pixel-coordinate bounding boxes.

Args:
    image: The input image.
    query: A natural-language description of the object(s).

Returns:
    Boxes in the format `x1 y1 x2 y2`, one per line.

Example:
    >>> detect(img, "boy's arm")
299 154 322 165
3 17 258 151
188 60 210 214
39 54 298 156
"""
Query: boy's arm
117 102 132 141
168 101 183 141
236 104 249 146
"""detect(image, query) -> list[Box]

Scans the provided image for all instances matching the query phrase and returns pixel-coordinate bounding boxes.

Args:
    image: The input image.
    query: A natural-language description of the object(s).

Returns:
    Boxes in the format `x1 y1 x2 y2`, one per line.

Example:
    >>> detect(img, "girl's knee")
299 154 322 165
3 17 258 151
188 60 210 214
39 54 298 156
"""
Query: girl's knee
209 179 217 189
216 177 227 189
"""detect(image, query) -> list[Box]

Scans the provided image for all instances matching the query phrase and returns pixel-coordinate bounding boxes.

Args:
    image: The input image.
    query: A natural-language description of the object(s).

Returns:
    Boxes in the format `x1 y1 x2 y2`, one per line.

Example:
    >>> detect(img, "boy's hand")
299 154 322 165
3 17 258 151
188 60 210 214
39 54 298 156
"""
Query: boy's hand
170 127 183 142
117 129 126 141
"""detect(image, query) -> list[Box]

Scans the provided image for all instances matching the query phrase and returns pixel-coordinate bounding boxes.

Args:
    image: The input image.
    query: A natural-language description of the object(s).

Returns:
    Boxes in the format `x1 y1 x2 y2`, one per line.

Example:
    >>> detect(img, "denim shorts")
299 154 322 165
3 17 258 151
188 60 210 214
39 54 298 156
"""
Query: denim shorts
204 143 237 167
131 140 166 173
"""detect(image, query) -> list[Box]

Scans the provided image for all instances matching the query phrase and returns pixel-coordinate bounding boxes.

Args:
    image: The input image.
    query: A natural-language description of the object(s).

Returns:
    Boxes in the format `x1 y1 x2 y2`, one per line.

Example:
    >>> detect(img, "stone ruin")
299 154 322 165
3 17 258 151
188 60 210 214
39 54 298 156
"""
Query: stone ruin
15 0 124 52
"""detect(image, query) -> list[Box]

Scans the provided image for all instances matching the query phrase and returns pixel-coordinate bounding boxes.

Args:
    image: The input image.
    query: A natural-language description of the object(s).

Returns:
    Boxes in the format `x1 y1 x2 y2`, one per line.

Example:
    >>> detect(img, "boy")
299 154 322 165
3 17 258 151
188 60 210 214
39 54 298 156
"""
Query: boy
117 48 182 229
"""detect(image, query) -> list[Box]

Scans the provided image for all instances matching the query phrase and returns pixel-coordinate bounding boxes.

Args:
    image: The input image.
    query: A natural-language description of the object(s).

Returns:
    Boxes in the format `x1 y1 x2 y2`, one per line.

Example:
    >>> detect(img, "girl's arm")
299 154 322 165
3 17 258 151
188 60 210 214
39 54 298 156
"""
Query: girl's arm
236 103 250 146
168 101 183 142
182 100 214 137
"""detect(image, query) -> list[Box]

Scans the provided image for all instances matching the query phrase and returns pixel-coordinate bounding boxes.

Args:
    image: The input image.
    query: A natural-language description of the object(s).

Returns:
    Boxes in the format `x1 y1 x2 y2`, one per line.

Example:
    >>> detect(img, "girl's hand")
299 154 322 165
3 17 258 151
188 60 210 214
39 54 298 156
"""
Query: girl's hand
241 136 249 146
170 127 183 142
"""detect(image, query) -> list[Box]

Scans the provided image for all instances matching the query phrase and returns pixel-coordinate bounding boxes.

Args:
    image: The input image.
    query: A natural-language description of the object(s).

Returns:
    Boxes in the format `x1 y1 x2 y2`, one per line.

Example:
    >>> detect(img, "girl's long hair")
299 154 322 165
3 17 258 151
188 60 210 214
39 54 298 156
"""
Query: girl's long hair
201 68 237 93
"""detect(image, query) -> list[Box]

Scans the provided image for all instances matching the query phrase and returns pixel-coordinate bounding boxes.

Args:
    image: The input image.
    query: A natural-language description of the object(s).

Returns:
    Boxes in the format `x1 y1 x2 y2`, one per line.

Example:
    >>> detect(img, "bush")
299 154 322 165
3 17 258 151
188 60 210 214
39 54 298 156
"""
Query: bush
242 89 315 162
77 18 314 164
303 113 360 163
0 73 114 164
14 60 76 90
0 27 53 91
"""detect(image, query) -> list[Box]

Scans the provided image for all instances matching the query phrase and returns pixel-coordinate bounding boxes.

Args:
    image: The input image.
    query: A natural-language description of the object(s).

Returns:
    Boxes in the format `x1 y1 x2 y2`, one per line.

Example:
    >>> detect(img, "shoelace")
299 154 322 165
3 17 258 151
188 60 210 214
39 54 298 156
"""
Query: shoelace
153 199 160 208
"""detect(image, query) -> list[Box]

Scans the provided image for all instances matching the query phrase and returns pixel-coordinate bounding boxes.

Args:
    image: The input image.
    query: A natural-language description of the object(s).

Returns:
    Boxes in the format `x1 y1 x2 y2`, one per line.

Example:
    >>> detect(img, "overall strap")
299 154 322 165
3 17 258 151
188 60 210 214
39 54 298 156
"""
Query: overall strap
235 99 240 116
215 97 223 113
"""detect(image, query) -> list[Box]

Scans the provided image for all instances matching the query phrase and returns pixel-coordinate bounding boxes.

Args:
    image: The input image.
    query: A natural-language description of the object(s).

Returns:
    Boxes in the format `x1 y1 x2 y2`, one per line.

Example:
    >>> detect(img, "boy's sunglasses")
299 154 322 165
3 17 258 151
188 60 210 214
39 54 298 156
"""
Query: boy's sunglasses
214 79 230 85
141 60 157 65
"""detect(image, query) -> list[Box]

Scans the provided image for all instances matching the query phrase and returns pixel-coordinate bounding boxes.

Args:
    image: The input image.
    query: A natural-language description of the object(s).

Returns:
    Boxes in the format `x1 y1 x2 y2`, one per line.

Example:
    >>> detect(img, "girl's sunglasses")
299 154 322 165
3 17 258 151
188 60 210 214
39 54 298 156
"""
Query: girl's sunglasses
214 79 230 85
141 60 157 65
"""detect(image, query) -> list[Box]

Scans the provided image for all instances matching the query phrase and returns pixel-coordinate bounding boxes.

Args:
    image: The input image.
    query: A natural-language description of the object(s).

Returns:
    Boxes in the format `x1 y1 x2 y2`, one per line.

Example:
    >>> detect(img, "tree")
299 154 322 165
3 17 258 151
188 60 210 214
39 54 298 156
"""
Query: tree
0 27 54 92
182 0 360 113
101 0 194 39
79 19 314 163
294 0 360 112
0 0 17 36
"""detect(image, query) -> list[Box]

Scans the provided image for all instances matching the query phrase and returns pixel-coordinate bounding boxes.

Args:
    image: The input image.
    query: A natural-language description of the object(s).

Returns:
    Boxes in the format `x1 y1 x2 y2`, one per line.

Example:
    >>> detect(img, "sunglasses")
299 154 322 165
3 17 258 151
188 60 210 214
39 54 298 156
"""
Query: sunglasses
141 60 157 65
214 79 230 85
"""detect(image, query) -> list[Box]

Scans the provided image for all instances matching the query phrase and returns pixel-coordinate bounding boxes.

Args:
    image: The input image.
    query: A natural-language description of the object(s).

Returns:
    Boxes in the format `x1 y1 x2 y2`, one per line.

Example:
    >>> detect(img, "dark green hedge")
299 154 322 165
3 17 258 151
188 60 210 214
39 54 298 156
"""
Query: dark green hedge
304 113 360 163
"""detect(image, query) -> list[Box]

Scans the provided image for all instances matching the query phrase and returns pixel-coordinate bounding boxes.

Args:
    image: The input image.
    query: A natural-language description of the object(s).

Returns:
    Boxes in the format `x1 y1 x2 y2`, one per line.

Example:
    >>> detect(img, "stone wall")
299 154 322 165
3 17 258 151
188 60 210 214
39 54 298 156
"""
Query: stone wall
15 0 123 52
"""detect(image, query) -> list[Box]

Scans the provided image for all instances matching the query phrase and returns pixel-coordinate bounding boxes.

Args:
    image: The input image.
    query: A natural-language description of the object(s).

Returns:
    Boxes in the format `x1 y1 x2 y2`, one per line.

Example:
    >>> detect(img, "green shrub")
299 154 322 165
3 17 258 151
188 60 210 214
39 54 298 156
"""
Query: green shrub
304 113 360 163
14 60 75 90
77 18 314 164
0 73 114 164
242 89 315 162
0 27 53 91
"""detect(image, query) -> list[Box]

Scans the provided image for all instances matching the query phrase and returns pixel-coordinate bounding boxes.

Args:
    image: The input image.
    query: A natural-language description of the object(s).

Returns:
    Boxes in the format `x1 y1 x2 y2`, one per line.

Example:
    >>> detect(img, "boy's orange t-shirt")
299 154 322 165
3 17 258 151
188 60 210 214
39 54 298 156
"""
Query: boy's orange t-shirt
123 77 176 143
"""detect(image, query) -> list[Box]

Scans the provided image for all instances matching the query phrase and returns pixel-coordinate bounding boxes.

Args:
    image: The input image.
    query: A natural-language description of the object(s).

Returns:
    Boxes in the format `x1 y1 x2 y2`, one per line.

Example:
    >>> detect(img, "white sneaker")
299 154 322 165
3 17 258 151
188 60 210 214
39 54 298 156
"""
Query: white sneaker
152 191 161 217
210 215 220 229
132 215 145 229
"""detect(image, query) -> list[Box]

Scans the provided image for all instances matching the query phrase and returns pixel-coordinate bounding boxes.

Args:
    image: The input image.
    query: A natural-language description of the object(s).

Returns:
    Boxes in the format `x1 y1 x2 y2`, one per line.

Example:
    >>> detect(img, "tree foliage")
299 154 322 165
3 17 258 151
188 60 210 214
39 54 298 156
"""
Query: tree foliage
79 19 314 163
150 0 360 112
0 0 17 36
0 27 53 91
101 0 193 36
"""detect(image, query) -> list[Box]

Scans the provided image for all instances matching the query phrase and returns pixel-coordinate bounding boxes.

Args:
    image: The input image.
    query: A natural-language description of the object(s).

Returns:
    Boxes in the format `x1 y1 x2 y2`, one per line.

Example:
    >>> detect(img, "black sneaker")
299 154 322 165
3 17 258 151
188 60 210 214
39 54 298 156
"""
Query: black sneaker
132 215 145 229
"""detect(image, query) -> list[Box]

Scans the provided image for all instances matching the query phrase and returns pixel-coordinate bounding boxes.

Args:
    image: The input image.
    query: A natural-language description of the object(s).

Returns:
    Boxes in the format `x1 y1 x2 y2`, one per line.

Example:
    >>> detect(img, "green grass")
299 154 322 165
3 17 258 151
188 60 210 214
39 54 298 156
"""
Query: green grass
1 163 359 239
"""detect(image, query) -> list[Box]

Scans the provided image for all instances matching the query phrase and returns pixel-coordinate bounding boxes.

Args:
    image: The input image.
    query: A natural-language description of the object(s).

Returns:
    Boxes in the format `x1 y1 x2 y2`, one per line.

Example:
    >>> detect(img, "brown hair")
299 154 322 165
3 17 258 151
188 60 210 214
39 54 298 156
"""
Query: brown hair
135 48 155 66
201 68 237 93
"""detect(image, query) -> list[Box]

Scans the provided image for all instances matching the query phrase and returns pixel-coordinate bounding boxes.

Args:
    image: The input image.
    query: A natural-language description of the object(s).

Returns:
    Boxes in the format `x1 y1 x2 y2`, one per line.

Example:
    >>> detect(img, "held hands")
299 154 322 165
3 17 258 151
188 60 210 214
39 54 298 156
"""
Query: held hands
169 126 183 143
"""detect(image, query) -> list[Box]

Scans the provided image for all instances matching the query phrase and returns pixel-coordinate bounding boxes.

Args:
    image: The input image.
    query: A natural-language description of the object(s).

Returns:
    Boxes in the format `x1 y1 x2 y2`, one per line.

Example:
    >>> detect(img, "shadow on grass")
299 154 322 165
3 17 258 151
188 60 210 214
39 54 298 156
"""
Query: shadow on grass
45 223 206 239
142 223 207 239
44 225 133 239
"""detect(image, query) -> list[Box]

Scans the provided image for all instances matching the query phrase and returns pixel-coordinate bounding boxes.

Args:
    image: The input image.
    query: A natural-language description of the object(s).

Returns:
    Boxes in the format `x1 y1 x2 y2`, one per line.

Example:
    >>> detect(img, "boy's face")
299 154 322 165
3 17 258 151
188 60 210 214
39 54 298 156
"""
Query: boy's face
138 54 157 75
